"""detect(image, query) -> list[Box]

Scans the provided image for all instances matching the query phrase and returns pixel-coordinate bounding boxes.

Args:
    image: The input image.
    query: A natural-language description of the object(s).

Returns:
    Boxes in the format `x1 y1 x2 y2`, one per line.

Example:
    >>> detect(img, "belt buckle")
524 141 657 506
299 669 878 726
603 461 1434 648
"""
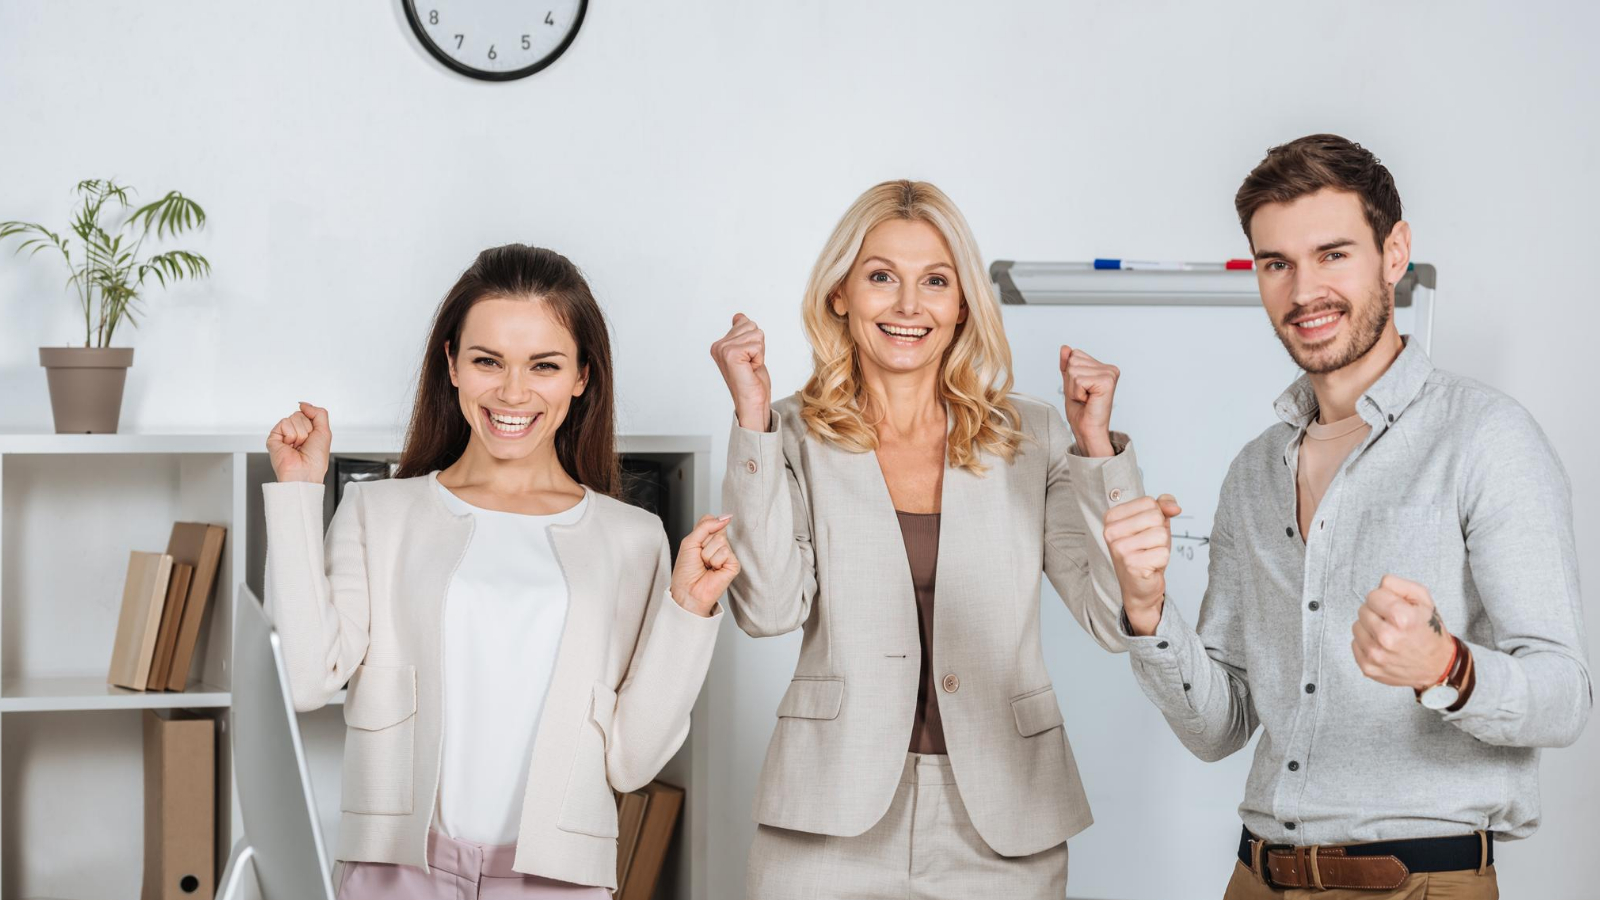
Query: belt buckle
1256 840 1293 889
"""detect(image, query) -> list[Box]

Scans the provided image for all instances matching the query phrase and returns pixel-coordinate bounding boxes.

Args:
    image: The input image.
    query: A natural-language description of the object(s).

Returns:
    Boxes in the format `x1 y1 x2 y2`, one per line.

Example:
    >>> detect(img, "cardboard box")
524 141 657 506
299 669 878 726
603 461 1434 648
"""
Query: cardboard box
142 710 215 900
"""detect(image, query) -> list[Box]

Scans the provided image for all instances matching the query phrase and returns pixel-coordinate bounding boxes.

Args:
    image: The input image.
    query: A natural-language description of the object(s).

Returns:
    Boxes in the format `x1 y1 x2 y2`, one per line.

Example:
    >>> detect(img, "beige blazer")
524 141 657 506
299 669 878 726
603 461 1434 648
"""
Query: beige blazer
262 471 720 889
723 394 1140 857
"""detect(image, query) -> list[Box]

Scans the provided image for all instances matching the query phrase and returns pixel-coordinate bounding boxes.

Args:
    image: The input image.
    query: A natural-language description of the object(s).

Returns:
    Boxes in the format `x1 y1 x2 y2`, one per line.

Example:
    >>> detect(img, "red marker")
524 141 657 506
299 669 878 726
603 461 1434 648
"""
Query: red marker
1226 259 1254 270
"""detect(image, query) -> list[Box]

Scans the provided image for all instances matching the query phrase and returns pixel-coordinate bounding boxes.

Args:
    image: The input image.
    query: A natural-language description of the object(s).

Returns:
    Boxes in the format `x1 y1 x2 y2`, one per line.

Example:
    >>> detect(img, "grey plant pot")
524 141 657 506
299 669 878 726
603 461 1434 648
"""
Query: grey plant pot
39 346 135 434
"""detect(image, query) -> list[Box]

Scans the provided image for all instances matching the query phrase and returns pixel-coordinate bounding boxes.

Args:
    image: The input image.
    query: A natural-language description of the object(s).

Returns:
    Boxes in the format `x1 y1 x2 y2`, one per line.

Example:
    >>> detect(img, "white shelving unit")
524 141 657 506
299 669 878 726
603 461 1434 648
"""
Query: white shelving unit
0 430 711 900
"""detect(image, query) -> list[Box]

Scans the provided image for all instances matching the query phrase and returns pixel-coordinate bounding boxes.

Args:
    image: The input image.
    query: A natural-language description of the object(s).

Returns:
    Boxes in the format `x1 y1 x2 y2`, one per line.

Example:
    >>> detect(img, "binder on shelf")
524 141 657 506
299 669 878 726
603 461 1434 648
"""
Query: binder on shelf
108 551 174 691
146 562 194 690
614 788 651 888
617 780 684 900
142 709 216 900
162 522 228 692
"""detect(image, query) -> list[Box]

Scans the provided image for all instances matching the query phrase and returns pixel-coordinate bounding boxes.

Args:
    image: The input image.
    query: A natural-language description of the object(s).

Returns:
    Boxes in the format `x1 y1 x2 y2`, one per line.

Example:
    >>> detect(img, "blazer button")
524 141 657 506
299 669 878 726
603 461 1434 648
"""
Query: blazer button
1108 488 1123 503
744 459 758 474
941 673 960 693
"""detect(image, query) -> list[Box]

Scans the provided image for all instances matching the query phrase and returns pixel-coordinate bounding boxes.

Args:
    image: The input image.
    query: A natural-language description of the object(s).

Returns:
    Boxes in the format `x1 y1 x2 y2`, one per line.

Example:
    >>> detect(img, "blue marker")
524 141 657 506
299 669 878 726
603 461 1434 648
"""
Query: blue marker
1094 259 1227 272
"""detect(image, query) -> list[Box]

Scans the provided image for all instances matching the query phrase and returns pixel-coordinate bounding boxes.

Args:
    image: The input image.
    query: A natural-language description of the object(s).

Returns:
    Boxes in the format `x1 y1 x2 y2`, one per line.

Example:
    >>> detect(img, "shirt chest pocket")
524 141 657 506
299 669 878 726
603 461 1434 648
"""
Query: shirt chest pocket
1347 505 1446 599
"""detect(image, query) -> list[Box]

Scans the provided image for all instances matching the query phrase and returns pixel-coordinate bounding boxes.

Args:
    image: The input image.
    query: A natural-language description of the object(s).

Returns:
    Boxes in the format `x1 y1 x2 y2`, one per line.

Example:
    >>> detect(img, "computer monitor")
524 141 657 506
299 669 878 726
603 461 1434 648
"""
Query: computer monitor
218 583 337 900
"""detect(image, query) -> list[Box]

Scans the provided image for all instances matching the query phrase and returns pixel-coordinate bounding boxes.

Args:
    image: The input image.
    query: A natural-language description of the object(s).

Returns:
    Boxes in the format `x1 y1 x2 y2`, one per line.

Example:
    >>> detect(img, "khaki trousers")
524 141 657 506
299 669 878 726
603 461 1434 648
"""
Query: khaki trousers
747 753 1068 900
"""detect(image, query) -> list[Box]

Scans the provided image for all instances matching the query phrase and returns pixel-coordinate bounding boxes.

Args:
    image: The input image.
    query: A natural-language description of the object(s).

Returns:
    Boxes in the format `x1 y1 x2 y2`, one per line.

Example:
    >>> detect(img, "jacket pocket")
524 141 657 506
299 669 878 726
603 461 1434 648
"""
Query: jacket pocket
340 664 417 816
776 677 844 720
1011 686 1064 737
557 682 620 838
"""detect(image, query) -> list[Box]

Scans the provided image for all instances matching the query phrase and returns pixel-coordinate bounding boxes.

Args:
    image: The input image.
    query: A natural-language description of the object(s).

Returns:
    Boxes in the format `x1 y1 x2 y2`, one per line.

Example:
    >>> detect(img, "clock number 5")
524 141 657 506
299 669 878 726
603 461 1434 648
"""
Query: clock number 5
521 35 531 50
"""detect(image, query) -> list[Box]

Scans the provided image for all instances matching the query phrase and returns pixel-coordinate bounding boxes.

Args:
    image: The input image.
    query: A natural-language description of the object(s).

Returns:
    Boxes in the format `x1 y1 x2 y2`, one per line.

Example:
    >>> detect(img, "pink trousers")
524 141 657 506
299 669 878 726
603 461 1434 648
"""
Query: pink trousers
336 829 612 900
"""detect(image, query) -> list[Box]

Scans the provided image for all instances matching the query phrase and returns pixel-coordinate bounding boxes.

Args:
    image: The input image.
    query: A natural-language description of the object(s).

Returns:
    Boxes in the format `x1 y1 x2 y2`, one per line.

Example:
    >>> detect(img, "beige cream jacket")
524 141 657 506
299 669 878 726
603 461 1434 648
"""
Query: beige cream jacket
724 394 1140 857
262 471 720 889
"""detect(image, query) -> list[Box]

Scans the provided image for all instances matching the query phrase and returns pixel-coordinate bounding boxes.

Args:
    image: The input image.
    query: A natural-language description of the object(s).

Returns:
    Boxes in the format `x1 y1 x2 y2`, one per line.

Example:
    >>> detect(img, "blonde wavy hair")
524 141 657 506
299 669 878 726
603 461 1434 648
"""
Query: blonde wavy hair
799 180 1022 473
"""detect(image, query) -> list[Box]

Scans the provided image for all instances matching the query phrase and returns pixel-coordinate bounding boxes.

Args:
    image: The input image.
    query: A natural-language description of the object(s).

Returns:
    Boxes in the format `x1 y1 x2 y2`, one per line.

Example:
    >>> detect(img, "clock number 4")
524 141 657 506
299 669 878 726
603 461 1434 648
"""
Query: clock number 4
545 10 555 25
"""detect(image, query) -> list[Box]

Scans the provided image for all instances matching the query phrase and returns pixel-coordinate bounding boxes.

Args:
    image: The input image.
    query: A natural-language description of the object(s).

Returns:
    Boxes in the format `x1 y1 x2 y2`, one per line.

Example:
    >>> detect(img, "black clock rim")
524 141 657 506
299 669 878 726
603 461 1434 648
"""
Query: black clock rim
402 0 588 82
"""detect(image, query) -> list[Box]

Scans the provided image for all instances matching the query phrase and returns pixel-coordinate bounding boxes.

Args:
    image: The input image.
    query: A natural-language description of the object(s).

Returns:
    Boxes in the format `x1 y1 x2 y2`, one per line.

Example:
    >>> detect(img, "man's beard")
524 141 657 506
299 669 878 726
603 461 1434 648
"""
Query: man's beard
1274 277 1392 375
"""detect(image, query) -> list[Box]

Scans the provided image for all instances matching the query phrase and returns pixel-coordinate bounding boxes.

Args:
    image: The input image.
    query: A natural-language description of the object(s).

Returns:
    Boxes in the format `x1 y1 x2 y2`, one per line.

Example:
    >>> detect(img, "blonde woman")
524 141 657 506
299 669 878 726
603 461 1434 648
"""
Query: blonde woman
712 181 1149 898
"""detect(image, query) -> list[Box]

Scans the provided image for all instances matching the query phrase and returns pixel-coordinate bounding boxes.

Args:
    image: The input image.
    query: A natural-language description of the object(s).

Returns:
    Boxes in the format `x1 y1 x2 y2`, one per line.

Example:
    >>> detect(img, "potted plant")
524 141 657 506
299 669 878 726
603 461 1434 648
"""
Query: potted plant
2 179 211 433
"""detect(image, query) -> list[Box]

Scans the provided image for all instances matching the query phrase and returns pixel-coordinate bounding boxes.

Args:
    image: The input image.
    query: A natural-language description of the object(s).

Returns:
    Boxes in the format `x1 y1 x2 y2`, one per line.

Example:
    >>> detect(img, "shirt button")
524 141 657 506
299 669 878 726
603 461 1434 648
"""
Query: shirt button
942 673 960 693
1156 641 1169 650
1108 488 1123 503
1318 520 1324 530
1288 760 1300 771
744 459 758 474
1305 683 1316 694
1308 601 1320 611
1182 683 1191 691
1285 822 1297 831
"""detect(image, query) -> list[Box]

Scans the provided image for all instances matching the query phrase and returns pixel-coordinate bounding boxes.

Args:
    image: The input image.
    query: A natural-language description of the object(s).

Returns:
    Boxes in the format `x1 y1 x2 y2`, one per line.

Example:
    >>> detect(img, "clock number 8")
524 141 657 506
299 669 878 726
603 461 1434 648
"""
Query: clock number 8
429 9 438 24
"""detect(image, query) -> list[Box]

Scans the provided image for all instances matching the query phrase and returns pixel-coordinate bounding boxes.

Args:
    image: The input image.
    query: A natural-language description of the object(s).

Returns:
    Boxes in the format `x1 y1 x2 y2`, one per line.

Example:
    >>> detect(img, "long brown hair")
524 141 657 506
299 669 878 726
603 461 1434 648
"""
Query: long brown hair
395 244 620 496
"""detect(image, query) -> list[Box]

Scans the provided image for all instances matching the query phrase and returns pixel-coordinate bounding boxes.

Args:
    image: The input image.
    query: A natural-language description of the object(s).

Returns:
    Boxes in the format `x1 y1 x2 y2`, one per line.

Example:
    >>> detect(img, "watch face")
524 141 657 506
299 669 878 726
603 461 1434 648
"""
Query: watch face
403 0 586 81
1420 684 1460 710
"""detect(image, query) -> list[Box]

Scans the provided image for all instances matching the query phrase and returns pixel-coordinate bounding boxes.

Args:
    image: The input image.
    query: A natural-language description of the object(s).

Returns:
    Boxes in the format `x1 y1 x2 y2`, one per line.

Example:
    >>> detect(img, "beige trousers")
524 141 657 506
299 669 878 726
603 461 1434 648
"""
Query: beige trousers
747 753 1068 900
1222 860 1499 900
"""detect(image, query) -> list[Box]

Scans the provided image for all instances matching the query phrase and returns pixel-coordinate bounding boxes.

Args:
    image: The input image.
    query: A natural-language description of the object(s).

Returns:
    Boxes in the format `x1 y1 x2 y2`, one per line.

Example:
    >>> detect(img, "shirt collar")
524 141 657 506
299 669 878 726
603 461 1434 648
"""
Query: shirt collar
1272 335 1434 431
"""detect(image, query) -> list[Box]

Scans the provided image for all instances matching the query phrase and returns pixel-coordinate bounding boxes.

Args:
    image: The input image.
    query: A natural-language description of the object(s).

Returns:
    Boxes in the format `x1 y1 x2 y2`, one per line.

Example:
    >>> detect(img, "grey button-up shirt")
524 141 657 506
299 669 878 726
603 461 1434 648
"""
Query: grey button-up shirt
1123 338 1591 845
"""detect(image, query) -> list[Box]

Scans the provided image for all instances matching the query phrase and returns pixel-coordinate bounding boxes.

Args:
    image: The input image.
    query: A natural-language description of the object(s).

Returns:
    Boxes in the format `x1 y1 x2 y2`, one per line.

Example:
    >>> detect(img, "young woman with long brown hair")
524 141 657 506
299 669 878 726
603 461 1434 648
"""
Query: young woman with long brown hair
263 244 734 899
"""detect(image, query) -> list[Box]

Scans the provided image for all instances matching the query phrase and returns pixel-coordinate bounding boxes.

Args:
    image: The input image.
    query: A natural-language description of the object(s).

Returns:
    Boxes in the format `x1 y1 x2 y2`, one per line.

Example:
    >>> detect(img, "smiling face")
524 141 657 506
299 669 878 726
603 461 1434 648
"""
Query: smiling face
446 297 587 461
831 218 967 381
1250 188 1409 375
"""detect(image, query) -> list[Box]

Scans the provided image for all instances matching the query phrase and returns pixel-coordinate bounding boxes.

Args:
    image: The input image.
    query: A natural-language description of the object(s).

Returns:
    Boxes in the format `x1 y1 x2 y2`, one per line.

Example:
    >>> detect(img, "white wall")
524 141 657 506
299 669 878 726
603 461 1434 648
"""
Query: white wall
2 2 1596 898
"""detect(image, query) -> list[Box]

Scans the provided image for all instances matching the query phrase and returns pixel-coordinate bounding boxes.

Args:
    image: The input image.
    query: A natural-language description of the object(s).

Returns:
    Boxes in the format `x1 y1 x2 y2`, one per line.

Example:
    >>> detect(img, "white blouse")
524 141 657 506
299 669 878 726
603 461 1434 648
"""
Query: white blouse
432 479 588 846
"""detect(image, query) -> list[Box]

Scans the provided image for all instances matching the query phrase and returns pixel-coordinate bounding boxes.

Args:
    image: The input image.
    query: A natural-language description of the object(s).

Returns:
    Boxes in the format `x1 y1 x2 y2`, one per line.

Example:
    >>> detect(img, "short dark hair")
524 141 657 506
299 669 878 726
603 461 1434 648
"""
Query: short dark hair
1235 134 1403 250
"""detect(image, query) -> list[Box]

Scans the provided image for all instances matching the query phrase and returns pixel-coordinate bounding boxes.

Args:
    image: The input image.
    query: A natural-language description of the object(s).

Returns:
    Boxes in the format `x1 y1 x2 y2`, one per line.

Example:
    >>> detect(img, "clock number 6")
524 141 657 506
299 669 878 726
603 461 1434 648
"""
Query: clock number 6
487 44 497 60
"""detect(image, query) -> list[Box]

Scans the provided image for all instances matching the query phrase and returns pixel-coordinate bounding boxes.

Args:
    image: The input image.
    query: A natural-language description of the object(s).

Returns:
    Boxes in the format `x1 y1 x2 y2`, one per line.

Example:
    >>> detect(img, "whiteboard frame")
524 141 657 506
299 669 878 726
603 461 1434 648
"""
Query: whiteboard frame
990 262 1436 356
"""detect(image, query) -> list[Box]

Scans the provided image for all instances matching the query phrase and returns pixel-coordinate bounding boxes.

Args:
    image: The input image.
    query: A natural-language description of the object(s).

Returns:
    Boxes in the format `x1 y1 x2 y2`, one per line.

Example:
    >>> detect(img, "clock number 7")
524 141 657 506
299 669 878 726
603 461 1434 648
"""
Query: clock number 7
454 34 463 49
545 10 555 25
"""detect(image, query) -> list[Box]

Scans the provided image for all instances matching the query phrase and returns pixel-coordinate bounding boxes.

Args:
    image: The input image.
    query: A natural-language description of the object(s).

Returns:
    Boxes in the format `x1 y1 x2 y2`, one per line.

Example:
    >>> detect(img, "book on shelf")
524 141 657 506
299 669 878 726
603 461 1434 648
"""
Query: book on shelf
614 787 651 888
617 779 685 900
145 562 194 690
108 551 174 691
161 522 228 692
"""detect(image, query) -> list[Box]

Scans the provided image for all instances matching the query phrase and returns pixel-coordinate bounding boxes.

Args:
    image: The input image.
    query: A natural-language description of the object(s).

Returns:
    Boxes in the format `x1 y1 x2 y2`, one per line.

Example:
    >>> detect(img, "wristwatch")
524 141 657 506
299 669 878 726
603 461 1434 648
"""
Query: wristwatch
1417 635 1474 712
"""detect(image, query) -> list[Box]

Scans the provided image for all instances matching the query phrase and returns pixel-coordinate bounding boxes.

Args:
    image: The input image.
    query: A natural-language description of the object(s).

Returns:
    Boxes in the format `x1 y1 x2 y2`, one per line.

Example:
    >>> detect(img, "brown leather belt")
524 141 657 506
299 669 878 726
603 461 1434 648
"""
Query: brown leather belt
1238 827 1493 891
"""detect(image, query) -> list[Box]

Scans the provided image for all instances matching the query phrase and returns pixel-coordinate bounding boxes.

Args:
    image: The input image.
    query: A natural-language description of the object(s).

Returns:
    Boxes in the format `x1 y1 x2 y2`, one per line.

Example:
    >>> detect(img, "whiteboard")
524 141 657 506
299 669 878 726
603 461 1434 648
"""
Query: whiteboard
997 266 1435 900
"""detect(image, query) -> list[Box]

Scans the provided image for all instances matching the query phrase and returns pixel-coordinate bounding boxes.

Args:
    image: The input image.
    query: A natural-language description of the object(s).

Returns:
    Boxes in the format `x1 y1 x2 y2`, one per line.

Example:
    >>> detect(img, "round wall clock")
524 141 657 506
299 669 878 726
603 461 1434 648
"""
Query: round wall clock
402 1 587 81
